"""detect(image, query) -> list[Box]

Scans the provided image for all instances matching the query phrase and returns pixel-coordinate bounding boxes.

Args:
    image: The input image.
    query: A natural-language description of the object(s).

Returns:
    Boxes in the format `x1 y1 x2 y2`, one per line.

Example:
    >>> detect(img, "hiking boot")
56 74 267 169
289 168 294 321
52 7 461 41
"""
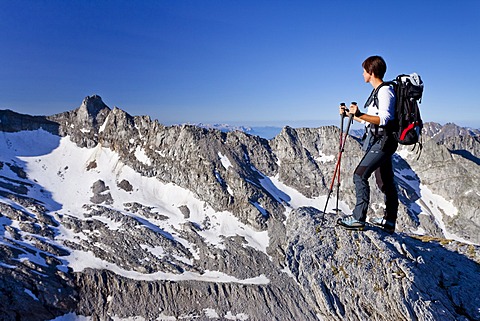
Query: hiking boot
370 217 395 234
336 216 365 230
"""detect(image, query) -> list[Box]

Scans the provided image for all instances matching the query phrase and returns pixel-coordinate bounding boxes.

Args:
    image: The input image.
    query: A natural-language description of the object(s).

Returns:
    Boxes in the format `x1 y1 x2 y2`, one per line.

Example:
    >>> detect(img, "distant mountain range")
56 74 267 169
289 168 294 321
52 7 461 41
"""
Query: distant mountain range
0 95 479 321
194 121 480 140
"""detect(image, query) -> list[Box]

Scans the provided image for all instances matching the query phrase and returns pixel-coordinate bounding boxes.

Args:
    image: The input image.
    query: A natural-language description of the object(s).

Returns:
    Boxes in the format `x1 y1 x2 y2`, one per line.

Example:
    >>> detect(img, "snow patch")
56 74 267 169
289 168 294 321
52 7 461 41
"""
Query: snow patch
315 151 335 163
396 148 414 160
134 146 152 166
204 308 220 318
24 288 39 301
66 249 269 284
218 152 232 169
225 311 249 320
251 167 290 205
268 175 351 214
416 184 472 243
99 115 109 133
48 313 91 321
250 201 268 216
7 132 269 277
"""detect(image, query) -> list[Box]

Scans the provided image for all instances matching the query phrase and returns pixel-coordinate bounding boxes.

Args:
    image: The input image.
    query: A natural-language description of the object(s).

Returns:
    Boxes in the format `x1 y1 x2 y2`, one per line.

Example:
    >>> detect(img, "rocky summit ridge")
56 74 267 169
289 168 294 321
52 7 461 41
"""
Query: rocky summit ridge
0 95 479 321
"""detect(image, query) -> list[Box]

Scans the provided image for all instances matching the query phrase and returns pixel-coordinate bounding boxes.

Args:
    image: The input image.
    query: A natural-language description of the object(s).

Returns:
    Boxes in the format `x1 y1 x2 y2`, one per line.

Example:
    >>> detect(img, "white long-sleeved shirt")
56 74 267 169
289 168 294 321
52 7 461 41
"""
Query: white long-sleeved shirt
365 85 396 127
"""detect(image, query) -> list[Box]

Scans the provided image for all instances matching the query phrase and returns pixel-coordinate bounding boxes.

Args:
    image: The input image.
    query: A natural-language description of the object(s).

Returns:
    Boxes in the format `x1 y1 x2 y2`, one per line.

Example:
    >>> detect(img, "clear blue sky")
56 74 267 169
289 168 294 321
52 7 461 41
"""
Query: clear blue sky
1 0 479 128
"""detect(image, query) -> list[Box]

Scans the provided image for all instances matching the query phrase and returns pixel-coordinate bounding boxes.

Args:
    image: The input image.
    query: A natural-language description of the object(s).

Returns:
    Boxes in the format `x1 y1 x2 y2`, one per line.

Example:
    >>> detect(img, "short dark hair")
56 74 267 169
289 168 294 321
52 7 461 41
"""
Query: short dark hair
362 56 387 79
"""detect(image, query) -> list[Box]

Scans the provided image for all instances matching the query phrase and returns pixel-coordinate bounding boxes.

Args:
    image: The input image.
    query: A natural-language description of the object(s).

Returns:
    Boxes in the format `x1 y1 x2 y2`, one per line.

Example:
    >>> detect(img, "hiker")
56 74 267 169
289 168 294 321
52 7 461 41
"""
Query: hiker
337 55 398 233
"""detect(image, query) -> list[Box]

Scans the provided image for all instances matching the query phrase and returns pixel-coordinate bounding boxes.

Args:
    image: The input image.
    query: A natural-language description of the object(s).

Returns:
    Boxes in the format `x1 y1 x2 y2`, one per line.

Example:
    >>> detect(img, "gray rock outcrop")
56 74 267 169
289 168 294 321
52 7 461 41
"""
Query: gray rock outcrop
286 207 480 321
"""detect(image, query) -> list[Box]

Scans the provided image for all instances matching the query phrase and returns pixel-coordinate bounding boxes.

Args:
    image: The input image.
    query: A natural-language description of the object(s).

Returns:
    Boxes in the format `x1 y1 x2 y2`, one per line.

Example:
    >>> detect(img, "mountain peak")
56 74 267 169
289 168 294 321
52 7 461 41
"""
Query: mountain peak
79 95 110 118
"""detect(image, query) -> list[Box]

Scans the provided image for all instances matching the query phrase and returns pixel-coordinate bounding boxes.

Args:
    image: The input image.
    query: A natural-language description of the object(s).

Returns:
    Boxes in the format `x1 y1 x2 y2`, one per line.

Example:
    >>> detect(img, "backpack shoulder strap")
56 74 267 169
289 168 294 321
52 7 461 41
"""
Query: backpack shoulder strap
364 81 395 108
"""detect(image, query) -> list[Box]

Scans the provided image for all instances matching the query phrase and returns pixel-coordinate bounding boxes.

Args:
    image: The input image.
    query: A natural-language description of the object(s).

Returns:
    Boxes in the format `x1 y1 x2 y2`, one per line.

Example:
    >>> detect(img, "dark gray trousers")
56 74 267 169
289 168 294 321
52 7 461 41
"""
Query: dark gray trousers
352 136 398 222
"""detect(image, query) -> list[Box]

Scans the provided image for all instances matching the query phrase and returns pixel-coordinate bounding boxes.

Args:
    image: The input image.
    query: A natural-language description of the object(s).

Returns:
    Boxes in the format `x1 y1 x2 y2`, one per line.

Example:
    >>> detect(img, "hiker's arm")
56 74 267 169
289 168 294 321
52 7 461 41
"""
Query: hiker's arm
376 86 395 126
348 104 381 125
355 113 381 125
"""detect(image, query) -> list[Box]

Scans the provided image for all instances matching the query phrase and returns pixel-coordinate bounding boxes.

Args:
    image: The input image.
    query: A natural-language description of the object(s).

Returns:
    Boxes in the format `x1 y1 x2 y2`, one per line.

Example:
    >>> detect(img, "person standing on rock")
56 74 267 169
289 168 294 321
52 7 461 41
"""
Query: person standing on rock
336 55 398 233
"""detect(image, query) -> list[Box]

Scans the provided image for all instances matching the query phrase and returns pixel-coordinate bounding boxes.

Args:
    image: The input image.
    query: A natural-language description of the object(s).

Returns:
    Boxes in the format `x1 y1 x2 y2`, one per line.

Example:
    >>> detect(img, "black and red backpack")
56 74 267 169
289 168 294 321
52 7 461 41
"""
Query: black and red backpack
370 73 424 150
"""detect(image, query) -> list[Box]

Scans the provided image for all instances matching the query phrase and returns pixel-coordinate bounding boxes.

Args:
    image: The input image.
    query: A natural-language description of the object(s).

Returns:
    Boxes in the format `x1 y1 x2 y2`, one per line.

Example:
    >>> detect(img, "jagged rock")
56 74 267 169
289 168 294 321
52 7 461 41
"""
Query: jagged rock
74 268 317 321
90 180 114 205
48 94 110 148
399 137 480 244
0 203 77 321
117 179 133 192
86 160 97 170
178 205 190 218
423 121 480 141
272 126 339 198
0 109 60 134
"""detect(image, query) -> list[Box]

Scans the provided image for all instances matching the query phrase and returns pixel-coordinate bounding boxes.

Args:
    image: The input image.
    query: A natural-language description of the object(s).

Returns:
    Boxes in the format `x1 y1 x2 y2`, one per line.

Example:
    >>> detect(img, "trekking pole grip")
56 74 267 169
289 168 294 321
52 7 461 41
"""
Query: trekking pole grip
349 102 358 121
341 108 355 151
340 102 347 117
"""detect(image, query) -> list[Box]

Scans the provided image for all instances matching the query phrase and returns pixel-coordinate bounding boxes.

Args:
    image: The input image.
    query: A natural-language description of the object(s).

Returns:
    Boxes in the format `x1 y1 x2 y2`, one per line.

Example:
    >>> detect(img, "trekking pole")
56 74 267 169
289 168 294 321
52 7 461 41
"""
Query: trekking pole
334 106 346 214
322 103 355 215
323 103 346 214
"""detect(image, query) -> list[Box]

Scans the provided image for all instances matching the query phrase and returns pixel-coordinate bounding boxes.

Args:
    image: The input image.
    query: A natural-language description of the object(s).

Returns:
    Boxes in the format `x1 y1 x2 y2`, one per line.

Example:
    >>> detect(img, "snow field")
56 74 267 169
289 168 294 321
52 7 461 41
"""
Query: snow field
1 130 270 284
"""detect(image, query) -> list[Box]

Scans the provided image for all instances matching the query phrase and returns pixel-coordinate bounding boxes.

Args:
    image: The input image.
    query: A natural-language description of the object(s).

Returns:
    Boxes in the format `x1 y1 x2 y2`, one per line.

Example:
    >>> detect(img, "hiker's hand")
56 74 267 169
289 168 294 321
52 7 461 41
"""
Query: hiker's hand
339 105 348 116
349 103 363 118
349 104 358 116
